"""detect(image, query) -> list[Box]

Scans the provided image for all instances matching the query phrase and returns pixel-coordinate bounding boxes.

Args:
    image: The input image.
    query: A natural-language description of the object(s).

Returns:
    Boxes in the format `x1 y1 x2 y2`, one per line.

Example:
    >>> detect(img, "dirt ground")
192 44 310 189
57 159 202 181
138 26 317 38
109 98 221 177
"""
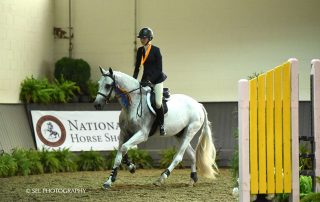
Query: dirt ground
0 168 236 202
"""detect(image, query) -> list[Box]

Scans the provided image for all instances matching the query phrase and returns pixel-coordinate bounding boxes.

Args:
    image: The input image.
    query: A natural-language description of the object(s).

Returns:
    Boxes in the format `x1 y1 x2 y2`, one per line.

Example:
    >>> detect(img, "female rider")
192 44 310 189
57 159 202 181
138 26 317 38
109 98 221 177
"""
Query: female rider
133 27 167 136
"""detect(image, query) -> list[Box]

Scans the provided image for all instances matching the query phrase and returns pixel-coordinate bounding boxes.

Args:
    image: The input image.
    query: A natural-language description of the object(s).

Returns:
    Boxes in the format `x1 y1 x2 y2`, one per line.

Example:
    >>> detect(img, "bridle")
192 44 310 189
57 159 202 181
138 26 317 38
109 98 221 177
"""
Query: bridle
97 72 144 117
97 73 116 103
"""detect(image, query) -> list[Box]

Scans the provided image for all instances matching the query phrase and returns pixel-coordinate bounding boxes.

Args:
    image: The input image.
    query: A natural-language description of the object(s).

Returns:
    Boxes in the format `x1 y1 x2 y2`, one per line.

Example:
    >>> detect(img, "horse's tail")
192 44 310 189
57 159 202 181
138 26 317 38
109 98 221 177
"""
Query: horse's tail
195 104 218 179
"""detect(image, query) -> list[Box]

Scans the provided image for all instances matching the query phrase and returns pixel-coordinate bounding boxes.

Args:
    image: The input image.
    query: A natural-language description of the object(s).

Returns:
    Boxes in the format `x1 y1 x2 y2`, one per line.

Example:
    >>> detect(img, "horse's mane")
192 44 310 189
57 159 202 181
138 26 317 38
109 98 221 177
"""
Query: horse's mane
113 71 139 86
112 71 144 109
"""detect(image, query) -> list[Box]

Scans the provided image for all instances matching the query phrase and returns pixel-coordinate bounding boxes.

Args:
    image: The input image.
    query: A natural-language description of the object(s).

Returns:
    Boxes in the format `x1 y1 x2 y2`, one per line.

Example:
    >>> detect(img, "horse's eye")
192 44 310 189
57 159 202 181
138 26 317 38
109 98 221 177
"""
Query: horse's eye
105 84 111 89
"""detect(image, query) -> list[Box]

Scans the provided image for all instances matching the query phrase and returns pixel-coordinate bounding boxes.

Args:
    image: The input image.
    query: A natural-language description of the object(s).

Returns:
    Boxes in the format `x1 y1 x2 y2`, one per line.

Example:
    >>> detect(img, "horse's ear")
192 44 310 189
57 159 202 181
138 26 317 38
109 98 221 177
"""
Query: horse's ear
99 66 106 75
109 67 113 76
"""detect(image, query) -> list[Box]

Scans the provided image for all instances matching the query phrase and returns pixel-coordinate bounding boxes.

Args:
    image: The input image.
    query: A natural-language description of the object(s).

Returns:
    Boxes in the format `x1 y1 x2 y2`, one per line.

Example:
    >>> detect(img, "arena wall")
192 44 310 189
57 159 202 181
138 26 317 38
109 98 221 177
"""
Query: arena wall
0 0 54 103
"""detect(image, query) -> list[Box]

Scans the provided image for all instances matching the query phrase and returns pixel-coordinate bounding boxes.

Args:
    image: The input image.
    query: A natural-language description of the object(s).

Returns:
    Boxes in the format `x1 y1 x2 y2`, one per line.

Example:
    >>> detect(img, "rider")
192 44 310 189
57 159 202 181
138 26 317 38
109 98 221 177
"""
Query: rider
133 27 167 136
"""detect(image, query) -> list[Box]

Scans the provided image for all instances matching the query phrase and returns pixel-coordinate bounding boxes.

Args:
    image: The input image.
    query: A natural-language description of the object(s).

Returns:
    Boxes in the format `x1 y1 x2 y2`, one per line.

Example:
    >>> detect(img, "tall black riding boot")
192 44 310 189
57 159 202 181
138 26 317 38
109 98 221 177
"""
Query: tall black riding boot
156 106 166 136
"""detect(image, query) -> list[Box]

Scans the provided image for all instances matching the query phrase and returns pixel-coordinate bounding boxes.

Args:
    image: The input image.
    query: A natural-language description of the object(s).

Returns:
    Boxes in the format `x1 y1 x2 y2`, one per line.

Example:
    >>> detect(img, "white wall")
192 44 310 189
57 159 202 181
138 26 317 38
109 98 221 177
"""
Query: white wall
54 0 135 77
54 0 320 102
0 0 54 103
1 0 319 103
137 0 320 101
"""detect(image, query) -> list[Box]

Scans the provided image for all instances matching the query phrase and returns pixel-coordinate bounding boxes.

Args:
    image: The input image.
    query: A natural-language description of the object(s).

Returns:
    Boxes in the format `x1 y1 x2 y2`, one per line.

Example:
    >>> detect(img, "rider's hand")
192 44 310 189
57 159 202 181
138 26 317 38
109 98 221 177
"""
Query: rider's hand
141 80 152 87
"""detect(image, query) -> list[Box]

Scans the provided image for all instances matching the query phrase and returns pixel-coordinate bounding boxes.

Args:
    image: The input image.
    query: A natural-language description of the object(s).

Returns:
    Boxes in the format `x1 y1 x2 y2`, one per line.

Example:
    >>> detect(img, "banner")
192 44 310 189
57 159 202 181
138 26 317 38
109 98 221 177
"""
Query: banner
31 111 121 151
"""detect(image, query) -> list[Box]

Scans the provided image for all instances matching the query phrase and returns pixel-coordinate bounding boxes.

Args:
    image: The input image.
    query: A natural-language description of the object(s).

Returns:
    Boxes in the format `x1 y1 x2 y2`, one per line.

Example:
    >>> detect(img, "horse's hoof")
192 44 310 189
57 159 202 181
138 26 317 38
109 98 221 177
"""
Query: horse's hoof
129 168 135 174
153 179 163 187
102 183 111 190
188 179 196 187
129 164 136 174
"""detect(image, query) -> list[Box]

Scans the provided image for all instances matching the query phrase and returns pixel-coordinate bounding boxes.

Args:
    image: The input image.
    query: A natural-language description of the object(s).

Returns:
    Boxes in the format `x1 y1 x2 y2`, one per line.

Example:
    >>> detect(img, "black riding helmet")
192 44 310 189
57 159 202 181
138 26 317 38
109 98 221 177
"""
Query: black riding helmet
137 27 153 41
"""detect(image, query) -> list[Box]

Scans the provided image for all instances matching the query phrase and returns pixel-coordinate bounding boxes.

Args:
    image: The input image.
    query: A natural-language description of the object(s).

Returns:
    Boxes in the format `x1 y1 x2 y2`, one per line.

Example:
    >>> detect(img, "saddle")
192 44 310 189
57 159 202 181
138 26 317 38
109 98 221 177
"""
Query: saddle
146 87 170 136
146 87 170 116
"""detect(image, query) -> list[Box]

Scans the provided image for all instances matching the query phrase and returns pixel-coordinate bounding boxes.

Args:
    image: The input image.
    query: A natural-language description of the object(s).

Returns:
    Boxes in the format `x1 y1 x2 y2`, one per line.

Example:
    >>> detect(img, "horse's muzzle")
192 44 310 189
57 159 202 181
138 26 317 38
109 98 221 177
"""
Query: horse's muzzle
94 99 104 110
94 103 103 110
94 93 108 110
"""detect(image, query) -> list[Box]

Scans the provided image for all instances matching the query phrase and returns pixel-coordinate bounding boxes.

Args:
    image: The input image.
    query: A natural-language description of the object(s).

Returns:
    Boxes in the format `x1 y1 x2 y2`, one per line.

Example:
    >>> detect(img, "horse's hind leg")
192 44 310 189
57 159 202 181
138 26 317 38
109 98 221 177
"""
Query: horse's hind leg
154 121 202 186
184 144 198 186
174 135 198 186
175 138 198 186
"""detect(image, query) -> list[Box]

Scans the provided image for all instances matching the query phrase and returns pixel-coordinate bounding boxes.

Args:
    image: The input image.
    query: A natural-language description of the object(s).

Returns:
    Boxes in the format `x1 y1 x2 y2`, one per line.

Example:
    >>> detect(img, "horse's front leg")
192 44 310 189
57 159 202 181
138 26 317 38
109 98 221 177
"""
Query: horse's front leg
102 131 126 190
120 134 137 174
122 153 136 173
102 130 147 190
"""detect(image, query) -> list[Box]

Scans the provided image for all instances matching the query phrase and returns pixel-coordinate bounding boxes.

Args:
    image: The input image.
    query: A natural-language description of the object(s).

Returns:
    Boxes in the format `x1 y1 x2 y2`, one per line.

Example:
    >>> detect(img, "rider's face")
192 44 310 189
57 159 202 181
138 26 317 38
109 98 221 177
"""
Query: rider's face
140 38 149 46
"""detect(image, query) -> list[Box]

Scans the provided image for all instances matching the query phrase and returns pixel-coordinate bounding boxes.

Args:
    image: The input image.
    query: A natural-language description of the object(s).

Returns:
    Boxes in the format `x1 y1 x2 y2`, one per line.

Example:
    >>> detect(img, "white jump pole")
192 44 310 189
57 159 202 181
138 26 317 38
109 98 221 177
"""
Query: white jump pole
238 79 250 202
311 59 320 192
288 58 299 202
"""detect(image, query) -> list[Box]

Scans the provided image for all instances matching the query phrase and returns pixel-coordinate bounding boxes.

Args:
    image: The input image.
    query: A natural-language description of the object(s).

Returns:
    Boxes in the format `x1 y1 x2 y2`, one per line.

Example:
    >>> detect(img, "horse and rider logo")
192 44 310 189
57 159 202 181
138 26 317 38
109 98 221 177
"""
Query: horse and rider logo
36 115 66 147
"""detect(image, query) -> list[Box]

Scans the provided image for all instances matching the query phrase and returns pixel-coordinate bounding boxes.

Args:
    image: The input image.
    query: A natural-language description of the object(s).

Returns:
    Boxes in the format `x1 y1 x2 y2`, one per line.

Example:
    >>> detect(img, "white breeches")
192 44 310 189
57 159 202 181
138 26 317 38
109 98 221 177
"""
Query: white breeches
154 82 163 109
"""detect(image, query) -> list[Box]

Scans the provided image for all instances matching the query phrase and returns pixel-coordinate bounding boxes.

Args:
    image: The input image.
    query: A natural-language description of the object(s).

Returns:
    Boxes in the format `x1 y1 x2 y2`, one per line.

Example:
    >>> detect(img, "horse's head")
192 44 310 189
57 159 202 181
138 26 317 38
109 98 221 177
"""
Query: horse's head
94 67 116 110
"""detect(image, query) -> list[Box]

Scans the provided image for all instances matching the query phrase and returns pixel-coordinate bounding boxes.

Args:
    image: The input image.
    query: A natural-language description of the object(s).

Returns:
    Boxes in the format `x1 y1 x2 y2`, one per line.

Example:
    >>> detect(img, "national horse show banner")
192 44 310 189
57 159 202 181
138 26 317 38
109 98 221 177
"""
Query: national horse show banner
31 111 121 151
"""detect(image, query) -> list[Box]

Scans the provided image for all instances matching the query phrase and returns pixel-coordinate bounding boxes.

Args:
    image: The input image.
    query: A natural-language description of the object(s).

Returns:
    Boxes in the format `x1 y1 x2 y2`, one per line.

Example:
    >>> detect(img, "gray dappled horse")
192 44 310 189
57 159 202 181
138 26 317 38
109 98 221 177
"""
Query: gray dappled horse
94 67 218 189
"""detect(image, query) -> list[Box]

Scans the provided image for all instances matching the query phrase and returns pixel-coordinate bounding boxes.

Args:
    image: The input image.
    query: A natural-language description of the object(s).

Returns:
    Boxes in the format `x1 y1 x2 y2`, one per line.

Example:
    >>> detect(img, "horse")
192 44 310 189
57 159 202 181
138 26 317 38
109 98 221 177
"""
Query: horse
46 122 59 139
94 67 218 189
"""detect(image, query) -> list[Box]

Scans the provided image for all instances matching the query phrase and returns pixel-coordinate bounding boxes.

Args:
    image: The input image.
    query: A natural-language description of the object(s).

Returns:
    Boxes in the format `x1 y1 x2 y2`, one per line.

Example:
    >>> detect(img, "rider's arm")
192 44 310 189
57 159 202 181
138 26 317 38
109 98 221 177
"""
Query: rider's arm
133 47 142 79
151 47 162 82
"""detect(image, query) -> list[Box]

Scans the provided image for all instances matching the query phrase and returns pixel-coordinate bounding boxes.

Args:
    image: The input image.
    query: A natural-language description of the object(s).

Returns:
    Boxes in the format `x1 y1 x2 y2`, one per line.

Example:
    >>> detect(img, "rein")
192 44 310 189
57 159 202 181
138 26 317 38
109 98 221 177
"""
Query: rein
98 73 143 117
